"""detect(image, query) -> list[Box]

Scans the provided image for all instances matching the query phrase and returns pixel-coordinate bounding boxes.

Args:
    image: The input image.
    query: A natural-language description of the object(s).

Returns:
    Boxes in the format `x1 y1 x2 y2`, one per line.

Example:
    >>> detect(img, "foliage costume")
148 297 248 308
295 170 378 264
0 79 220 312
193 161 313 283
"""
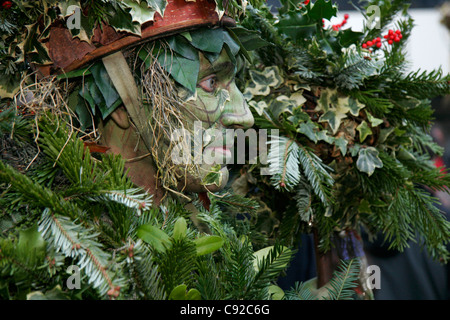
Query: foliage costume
1 0 450 301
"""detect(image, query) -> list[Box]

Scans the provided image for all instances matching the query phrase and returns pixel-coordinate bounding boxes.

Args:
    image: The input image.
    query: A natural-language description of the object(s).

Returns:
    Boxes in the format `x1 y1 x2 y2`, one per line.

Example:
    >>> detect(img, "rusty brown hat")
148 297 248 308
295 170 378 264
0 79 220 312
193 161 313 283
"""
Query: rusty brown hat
36 0 235 77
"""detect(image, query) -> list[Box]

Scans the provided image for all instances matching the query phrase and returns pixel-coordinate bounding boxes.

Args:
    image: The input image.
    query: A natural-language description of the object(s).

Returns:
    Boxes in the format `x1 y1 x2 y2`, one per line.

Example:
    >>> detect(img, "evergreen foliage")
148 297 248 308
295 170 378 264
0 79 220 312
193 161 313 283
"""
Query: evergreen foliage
236 0 450 263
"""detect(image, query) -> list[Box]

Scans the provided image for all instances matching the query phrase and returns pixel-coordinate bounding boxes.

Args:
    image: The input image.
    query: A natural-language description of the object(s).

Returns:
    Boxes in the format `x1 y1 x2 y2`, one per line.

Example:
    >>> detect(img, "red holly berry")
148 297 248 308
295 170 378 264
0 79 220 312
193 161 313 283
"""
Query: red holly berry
396 29 401 34
388 39 393 45
367 40 373 47
376 42 382 48
344 13 349 20
304 0 310 5
2 1 12 9
362 43 368 49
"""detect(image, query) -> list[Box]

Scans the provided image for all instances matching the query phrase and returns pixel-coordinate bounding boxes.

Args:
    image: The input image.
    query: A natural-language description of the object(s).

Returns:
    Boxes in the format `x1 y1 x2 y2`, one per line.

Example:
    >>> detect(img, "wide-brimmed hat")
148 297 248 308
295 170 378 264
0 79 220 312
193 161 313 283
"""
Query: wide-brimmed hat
36 0 235 77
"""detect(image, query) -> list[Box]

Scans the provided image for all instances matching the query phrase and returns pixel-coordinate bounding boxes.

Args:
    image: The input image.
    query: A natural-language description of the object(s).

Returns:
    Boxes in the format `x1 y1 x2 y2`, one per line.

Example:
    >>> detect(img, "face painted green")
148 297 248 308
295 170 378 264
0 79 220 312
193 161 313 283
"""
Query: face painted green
173 48 254 192
181 49 254 129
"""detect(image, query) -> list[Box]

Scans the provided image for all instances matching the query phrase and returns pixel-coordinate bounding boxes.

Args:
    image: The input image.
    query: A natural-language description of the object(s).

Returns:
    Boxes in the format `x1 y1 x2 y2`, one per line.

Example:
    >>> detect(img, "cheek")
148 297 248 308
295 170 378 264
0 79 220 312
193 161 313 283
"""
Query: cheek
184 92 224 125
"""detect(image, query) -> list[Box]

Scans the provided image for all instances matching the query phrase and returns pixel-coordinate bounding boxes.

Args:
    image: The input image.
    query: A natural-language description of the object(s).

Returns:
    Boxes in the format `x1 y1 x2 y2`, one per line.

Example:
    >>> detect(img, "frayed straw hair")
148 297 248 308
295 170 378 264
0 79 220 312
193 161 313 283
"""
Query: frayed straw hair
127 42 203 194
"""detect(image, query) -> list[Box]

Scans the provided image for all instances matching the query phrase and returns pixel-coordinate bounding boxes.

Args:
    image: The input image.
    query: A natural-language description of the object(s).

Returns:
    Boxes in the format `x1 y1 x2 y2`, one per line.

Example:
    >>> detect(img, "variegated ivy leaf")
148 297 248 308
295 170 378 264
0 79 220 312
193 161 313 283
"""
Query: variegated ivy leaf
348 97 365 116
288 106 309 126
57 0 81 17
290 91 307 107
356 120 372 143
249 100 269 116
315 88 338 112
356 147 383 176
202 164 223 187
269 95 297 119
298 121 318 143
366 111 384 127
319 102 350 135
334 137 348 156
243 66 283 99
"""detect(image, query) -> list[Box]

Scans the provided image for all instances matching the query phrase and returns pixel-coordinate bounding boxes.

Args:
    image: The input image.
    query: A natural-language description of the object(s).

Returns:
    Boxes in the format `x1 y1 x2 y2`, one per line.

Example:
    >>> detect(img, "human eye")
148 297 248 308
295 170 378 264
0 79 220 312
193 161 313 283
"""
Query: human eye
198 74 218 93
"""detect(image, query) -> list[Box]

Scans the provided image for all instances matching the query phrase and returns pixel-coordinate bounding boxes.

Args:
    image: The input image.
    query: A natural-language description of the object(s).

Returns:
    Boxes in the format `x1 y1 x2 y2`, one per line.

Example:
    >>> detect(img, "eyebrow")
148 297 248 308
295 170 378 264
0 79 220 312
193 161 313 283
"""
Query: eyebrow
199 61 234 79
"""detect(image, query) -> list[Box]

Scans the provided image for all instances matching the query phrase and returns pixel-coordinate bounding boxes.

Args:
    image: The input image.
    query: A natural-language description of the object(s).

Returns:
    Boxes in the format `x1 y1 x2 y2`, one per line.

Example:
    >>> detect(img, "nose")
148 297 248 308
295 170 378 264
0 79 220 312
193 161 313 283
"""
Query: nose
219 82 254 129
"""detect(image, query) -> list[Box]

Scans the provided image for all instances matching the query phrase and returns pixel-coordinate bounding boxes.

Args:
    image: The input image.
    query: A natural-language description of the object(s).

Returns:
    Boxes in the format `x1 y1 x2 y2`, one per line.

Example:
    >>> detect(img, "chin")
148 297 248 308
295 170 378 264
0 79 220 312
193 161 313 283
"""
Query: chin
176 166 229 193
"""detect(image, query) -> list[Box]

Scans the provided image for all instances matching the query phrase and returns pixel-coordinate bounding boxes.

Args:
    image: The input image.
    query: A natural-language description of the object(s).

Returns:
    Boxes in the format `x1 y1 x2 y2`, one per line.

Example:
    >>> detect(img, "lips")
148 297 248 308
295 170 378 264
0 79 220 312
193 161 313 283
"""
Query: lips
203 146 232 164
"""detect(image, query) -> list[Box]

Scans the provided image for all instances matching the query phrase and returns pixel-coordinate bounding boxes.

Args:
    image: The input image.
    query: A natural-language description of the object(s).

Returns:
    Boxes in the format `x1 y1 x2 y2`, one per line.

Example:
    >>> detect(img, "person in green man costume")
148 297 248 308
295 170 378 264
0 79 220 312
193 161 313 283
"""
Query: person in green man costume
23 0 256 205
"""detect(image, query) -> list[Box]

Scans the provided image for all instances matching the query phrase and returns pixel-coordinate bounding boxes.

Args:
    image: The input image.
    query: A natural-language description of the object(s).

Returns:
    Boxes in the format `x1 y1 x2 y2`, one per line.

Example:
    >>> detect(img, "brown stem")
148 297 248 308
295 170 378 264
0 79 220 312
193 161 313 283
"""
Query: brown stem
313 228 336 288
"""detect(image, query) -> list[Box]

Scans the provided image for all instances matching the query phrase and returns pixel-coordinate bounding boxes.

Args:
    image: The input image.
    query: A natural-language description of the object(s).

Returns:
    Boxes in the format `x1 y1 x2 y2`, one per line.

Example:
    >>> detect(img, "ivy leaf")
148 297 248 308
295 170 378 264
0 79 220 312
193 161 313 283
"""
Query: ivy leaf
348 97 365 116
298 121 318 143
356 147 383 176
288 106 309 126
366 111 384 127
190 28 224 53
356 120 372 143
169 284 201 300
166 35 199 61
334 137 348 156
226 27 269 52
201 164 223 187
158 52 199 93
319 102 349 135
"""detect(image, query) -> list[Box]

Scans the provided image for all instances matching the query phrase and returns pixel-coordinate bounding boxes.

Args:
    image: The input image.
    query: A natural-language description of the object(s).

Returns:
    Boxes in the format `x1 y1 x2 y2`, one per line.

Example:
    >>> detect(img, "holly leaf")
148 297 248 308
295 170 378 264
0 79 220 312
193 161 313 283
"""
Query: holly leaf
356 147 383 176
276 11 316 42
145 0 168 17
339 29 365 48
227 27 269 52
308 0 337 21
122 0 157 25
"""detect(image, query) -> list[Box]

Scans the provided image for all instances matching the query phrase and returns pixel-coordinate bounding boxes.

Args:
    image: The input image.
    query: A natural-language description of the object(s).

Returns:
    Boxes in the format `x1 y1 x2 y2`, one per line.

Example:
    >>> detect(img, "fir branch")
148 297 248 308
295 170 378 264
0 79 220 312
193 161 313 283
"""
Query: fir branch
38 208 124 298
324 259 360 300
296 144 334 206
267 135 301 191
248 244 294 299
390 68 450 100
89 188 153 215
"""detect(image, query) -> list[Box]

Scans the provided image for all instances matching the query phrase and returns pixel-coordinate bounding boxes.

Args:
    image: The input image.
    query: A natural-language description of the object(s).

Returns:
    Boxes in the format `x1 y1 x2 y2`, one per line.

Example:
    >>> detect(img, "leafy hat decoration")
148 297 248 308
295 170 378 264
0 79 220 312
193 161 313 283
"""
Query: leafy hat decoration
0 0 253 98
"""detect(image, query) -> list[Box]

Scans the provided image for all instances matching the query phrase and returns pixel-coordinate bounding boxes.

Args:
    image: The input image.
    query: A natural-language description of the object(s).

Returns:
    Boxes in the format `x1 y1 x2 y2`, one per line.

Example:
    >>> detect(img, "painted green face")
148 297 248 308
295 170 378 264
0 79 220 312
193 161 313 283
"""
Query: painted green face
173 48 254 192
